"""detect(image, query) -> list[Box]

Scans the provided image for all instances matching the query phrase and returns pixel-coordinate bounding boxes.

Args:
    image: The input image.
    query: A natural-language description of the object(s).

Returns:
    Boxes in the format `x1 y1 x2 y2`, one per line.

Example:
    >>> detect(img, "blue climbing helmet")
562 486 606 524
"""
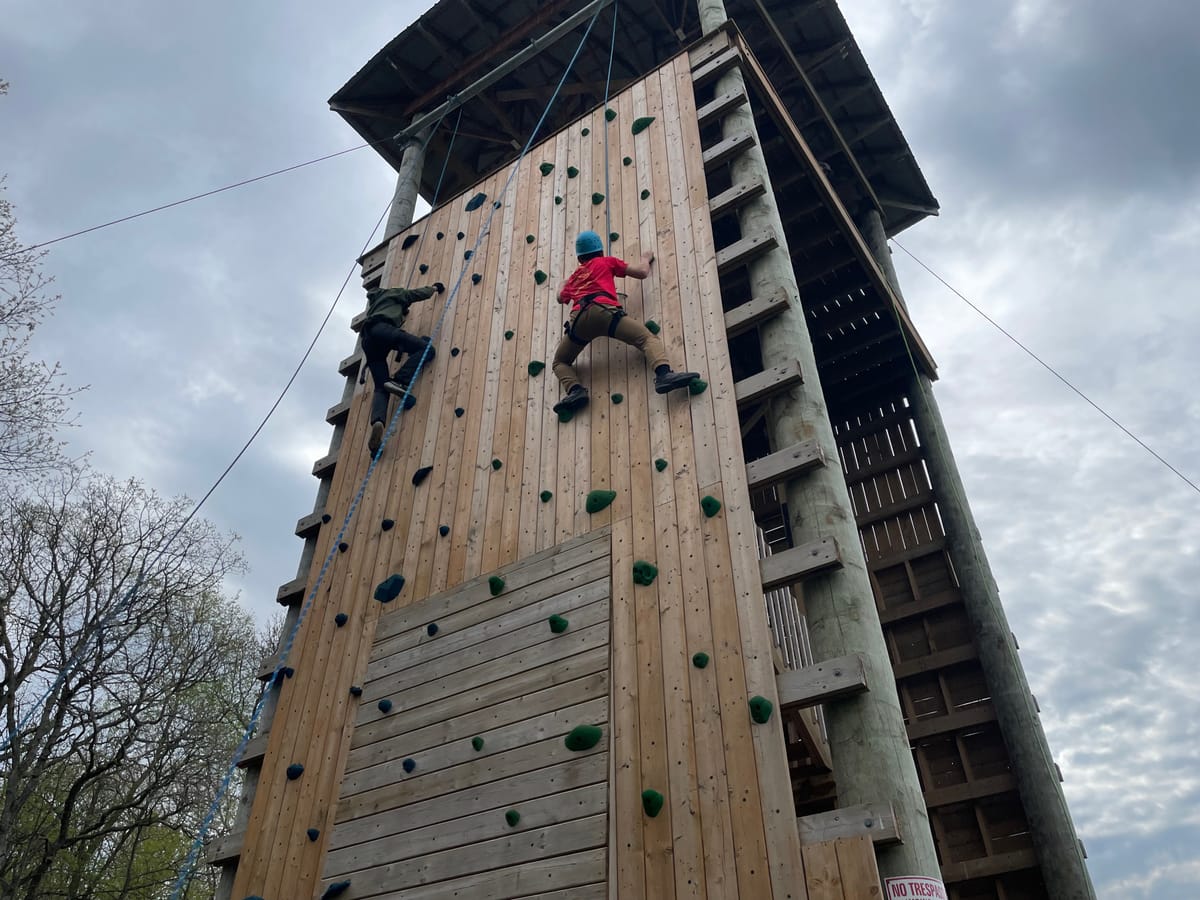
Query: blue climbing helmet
575 230 604 257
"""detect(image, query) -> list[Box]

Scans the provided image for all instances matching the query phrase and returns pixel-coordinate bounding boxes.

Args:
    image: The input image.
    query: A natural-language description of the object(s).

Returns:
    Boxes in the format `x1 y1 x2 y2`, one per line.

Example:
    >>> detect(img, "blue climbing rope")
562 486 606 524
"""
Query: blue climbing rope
167 6 611 896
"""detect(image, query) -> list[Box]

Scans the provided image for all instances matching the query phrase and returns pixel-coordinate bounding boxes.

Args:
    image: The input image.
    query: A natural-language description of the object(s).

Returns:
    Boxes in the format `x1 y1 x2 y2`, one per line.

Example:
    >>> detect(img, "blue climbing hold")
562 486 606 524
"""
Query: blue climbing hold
307 828 320 841
465 192 487 211
335 612 348 627
349 685 363 697
322 881 351 899
286 763 304 781
378 698 393 713
403 758 416 773
439 525 450 537
427 623 439 637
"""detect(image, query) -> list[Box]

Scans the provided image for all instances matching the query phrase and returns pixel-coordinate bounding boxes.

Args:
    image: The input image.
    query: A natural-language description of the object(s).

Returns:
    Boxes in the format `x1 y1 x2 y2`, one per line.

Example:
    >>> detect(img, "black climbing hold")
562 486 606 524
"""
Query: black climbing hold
338 542 349 553
401 234 419 249
644 319 660 334
493 200 502 209
321 513 331 523
436 231 444 240
565 724 603 751
286 763 304 781
631 116 656 135
335 612 348 627
701 495 722 518
465 192 487 211
611 393 623 405
505 809 521 827
688 378 708 395
591 192 605 205
605 108 617 122
307 828 320 842
632 560 658 586
526 234 535 244
540 490 553 503
749 695 774 724
555 196 562 205
464 250 473 261
655 458 668 472
455 407 465 417
492 458 503 470
412 465 433 486
381 518 395 531
439 524 450 537
450 346 460 356
457 231 465 240
472 273 481 284
349 685 363 697
504 330 514 340
581 127 590 136
622 156 632 166
488 575 506 596
548 614 569 634
322 880 351 899
402 758 416 773
272 666 294 686
427 623 439 637
528 360 545 376
472 736 485 751
419 263 428 274
378 698 393 713
374 573 406 603
692 651 710 669
567 166 579 179
609 232 619 243
642 789 664 817
539 162 555 176
534 270 548 285
641 189 650 200
586 489 617 513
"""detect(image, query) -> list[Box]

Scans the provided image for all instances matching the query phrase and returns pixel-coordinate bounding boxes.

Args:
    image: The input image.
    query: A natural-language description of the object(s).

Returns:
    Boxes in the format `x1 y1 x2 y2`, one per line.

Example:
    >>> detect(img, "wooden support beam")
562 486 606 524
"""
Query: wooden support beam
941 848 1038 883
843 446 923 487
326 397 351 425
697 86 748 129
760 538 842 591
855 488 935 530
868 538 947 575
777 654 868 709
312 452 338 479
805 290 885 335
724 286 789 337
691 46 742 89
276 576 306 607
206 831 244 866
294 511 324 539
716 229 779 275
708 175 766 220
350 310 368 331
744 439 826 492
238 733 268 769
687 27 732 70
907 703 997 741
924 773 1018 809
734 359 804 408
338 353 362 378
892 644 978 680
797 802 901 846
702 130 756 171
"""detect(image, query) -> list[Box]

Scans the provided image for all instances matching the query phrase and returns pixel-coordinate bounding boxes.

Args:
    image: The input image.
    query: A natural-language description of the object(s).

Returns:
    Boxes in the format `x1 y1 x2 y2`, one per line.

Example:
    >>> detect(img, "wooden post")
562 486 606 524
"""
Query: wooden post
384 126 429 241
696 4 942 883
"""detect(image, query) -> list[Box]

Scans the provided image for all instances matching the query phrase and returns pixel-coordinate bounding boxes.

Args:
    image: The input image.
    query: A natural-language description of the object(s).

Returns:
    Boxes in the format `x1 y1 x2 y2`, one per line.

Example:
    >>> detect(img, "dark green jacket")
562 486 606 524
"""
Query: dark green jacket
355 285 437 331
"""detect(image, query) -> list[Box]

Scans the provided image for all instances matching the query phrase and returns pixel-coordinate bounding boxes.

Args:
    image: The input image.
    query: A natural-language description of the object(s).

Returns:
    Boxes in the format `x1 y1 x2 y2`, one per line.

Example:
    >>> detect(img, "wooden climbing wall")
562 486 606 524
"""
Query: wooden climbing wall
229 47 872 900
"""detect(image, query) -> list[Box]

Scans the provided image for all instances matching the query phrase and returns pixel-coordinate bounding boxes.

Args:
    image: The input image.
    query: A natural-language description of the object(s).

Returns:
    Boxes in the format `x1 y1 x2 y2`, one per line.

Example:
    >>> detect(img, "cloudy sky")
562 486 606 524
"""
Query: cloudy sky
3 0 1197 895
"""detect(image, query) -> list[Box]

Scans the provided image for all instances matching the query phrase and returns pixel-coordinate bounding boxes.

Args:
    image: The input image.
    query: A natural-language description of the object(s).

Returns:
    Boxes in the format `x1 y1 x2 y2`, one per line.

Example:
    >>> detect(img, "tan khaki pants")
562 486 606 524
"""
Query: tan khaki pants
552 304 669 393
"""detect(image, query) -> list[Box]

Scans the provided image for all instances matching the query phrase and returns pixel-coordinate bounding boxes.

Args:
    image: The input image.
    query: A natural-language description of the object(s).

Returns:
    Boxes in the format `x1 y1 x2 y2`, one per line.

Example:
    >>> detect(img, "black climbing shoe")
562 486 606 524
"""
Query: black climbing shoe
367 422 384 456
553 386 589 415
384 381 418 410
654 370 701 394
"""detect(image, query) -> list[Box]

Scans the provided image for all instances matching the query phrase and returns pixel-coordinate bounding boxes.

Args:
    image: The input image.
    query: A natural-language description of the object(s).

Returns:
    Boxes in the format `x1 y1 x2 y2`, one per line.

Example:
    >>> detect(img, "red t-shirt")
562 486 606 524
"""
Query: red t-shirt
558 256 628 311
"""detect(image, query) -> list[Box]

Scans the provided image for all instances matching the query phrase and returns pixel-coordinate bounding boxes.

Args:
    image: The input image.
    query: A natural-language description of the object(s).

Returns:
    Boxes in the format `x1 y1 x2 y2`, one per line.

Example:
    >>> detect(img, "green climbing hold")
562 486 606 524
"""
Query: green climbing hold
591 192 605 205
700 495 722 518
419 263 428 274
655 458 668 472
692 651 710 669
605 108 617 122
402 758 416 773
644 319 660 334
471 273 482 284
528 360 545 376
322 881 351 899
307 828 320 841
286 763 304 781
609 232 619 243
557 408 574 423
488 575 506 596
378 699 392 713
622 156 632 166
631 116 656 135
632 560 658 586
749 695 774 724
565 724 603 751
641 189 650 200
611 393 623 405
335 612 348 627
642 789 664 817
586 489 617 513
472 736 485 751
581 127 590 136
526 234 535 243
412 465 433 486
555 195 563 205
465 192 487 211
505 809 521 827
567 166 579 178
539 162 555 176
540 490 553 503
492 458 503 470
504 330 514 340
548 614 569 634
688 378 708 395
439 524 450 537
374 573 406 603
455 407 465 417
534 270 548 285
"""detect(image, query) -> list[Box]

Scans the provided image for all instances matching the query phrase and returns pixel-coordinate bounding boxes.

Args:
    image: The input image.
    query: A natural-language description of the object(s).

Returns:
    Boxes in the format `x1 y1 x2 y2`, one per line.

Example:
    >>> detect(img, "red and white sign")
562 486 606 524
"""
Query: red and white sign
884 876 948 899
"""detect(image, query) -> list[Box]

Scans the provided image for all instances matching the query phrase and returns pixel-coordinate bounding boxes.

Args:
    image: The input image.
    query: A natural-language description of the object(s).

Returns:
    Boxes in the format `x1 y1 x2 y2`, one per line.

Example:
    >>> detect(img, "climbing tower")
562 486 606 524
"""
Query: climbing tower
208 2 1095 898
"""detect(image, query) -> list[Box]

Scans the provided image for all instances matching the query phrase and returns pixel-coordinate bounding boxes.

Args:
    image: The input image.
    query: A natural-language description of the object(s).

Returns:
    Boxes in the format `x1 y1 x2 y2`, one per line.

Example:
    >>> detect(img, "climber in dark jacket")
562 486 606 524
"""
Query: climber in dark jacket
353 281 444 455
